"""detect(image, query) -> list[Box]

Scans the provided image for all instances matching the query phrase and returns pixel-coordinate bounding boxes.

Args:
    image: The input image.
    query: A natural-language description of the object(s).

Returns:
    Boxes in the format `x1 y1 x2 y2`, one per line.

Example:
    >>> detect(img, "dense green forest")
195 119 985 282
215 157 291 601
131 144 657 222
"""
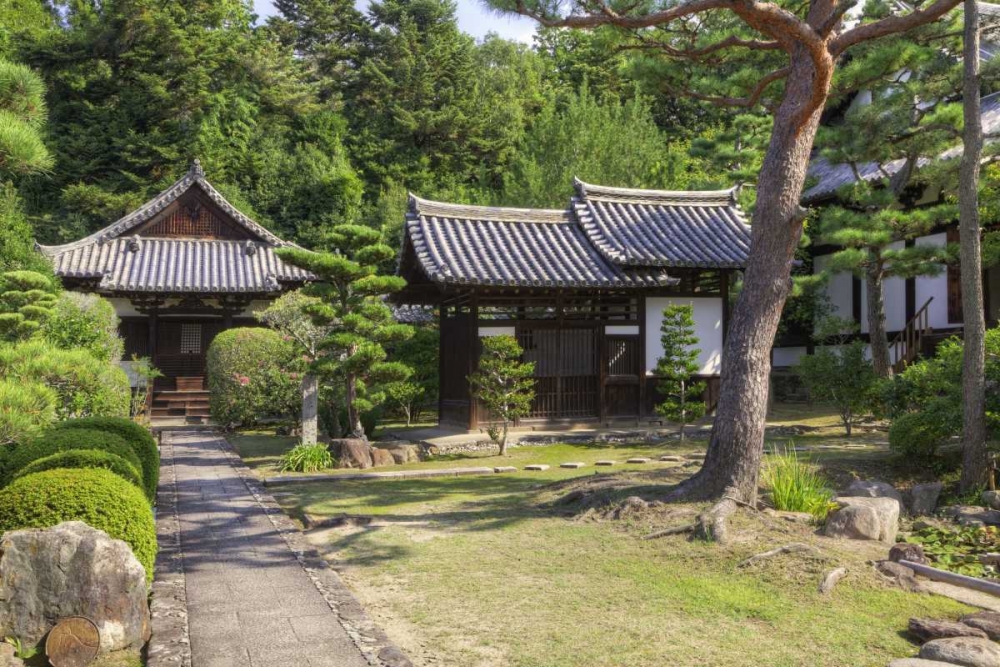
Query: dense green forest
0 0 748 252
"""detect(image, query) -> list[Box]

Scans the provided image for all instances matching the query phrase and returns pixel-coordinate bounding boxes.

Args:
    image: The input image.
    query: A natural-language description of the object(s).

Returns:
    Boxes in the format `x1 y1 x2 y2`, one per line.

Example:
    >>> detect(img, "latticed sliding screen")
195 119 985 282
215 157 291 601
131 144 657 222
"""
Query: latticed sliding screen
517 326 599 419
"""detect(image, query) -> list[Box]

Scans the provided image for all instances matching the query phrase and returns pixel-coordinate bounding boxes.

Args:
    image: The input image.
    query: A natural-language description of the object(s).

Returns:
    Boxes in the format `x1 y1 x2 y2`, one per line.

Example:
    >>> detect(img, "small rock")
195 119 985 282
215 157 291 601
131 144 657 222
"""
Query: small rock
961 612 1000 640
889 660 969 667
846 480 904 504
909 618 988 642
0 644 23 667
910 482 944 516
387 444 421 465
626 458 651 464
524 464 550 471
659 455 683 462
824 504 883 541
818 567 847 594
560 462 586 469
876 560 924 593
983 491 1000 511
377 645 413 667
940 506 1000 526
890 543 927 565
919 637 1000 667
371 448 395 467
595 460 616 466
683 453 705 460
493 466 517 473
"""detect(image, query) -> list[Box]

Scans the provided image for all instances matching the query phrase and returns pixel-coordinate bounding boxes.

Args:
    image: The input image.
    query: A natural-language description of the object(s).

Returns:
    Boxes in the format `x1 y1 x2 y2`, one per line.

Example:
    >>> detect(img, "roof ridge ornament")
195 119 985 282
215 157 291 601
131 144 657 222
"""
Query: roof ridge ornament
245 239 257 256
190 158 205 179
127 235 141 252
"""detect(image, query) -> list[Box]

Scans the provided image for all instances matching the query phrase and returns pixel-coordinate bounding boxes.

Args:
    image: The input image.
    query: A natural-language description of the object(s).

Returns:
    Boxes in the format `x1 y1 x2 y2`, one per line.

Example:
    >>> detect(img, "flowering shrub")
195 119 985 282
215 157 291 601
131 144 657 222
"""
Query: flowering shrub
206 327 302 429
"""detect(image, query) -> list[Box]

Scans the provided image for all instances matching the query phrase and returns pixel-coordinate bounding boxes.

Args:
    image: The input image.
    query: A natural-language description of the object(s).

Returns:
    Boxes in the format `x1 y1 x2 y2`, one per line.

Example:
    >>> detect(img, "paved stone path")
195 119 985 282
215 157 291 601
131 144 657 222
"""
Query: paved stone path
164 430 402 667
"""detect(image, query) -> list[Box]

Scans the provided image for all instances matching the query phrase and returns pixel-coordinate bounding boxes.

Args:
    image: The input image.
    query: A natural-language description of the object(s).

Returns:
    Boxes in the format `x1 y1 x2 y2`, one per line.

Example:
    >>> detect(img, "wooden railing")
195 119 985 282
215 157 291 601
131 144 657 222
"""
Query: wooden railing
890 297 934 374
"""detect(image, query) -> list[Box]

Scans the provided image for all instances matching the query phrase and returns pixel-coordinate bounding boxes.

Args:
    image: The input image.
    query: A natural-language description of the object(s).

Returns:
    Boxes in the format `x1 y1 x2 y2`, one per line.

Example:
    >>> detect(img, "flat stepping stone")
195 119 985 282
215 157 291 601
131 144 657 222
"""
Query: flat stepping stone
626 457 651 464
684 453 705 460
560 462 586 469
493 466 517 473
524 464 550 471
659 455 683 462
595 460 616 466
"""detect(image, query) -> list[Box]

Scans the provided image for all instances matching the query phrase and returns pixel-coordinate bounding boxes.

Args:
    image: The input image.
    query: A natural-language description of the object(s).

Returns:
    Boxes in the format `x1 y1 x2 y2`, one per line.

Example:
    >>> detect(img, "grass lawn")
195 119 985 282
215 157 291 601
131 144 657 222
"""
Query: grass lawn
235 431 976 667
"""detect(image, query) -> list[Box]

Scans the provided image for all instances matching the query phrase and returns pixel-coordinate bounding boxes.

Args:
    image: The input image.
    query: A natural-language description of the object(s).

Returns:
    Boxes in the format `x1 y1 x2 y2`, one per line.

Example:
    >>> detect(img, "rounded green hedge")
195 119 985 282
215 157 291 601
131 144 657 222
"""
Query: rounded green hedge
52 417 158 500
1 428 142 490
13 449 143 490
0 468 156 580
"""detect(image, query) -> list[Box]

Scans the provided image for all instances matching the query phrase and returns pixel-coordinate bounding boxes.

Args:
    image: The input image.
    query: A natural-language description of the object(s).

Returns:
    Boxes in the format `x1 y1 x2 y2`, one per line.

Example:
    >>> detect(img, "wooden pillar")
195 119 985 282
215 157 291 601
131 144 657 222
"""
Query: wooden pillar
555 291 564 419
905 240 916 326
637 295 647 423
438 304 447 425
467 294 479 431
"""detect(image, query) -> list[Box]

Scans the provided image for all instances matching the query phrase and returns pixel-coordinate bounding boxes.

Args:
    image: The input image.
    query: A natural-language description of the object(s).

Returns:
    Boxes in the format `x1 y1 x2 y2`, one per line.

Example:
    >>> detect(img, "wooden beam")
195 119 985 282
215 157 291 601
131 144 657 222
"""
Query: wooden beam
638 297 647 421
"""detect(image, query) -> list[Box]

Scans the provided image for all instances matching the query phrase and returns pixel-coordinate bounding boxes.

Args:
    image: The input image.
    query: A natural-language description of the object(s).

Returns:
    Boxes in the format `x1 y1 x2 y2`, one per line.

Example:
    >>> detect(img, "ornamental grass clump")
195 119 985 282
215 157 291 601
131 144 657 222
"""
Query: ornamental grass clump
279 442 334 473
762 446 836 520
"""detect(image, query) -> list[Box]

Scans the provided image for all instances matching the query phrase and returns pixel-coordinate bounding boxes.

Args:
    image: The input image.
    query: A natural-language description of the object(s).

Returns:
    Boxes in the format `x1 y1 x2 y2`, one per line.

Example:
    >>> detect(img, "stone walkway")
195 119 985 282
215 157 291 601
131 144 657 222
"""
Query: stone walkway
161 430 406 667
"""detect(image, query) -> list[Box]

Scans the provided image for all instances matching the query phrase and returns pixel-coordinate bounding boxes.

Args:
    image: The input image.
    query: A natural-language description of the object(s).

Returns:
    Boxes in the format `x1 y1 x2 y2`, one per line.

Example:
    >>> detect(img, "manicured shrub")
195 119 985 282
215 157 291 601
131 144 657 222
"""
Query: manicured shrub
762 447 836 520
13 449 143 490
53 417 159 500
279 443 334 473
2 428 142 491
0 378 56 446
0 339 130 419
0 468 156 580
41 292 124 363
206 327 301 429
796 338 877 436
889 410 954 460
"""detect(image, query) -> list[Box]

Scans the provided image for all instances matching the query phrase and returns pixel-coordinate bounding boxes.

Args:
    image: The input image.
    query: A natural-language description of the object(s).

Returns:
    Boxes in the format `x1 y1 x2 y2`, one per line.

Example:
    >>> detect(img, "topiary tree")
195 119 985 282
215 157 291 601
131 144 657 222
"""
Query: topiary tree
256 290 332 445
468 334 536 456
53 417 159 501
276 225 414 440
0 468 156 580
2 427 142 491
796 318 878 437
41 292 124 363
0 340 130 419
653 305 706 442
0 378 55 447
206 327 302 430
14 449 144 491
0 270 58 341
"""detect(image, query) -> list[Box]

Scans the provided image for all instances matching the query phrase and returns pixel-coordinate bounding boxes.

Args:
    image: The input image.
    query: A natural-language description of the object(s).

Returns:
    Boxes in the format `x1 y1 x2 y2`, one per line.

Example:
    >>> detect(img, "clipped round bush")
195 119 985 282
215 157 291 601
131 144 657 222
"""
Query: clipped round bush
0 468 156 580
206 327 301 428
2 428 142 490
13 449 143 490
53 417 158 500
889 410 952 460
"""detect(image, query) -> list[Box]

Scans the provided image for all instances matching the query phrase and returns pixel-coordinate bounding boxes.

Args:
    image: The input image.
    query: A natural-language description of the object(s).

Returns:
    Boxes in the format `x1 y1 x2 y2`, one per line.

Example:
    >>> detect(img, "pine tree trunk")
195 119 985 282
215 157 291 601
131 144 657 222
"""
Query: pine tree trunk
499 419 508 456
866 265 892 378
959 0 989 493
672 51 831 504
301 373 319 445
346 373 365 440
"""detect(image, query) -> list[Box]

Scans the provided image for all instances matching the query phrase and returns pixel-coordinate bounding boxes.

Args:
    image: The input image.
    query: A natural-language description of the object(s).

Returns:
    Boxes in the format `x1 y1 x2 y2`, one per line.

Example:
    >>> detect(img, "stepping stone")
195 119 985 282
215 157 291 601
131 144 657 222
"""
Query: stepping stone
684 453 705 460
493 466 517 473
524 464 550 471
595 460 616 466
626 457 651 464
659 455 683 462
560 462 586 469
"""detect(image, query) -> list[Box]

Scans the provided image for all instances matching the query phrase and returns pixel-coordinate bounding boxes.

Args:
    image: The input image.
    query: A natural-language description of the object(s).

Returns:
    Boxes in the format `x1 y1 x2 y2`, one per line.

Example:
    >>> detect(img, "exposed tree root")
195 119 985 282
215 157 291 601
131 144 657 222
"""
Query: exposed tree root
642 524 697 540
738 542 820 568
819 567 848 594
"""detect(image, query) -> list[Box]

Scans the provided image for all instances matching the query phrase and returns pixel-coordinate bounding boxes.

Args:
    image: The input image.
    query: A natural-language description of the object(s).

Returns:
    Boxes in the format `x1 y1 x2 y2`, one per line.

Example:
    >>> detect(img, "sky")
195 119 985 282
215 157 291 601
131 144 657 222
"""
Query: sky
251 0 539 43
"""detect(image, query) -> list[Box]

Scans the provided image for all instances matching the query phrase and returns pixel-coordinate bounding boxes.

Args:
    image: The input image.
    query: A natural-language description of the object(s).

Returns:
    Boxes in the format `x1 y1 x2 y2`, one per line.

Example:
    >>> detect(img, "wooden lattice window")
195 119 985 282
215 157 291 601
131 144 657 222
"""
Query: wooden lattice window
142 203 251 240
180 324 202 354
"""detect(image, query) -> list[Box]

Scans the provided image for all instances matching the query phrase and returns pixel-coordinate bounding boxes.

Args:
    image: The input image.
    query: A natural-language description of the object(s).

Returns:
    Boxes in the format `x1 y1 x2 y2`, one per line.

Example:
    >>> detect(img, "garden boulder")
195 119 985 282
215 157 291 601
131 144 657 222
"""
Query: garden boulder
909 618 988 642
387 445 421 464
0 521 150 653
961 612 1000 641
982 491 1000 511
909 482 944 516
889 543 926 565
919 637 1000 667
329 439 373 469
824 497 900 543
371 448 395 467
845 480 903 505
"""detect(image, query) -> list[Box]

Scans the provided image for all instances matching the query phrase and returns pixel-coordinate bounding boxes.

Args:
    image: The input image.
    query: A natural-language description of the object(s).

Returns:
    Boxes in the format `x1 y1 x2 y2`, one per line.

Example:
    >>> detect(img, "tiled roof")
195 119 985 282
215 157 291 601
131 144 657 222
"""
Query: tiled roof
404 196 680 289
45 237 311 293
803 92 1000 203
39 161 311 294
572 179 751 268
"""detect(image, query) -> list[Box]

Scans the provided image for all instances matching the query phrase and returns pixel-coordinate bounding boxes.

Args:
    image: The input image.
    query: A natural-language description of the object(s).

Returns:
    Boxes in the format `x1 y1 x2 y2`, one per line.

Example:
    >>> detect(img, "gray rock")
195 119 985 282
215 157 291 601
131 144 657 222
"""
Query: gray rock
982 491 1000 511
909 618 988 642
961 612 1000 640
0 522 150 653
0 644 23 667
876 560 924 593
940 506 1000 526
825 496 901 542
371 448 395 467
889 660 967 667
387 445 421 465
329 438 373 469
910 483 945 516
890 543 927 564
920 638 1000 667
846 480 904 504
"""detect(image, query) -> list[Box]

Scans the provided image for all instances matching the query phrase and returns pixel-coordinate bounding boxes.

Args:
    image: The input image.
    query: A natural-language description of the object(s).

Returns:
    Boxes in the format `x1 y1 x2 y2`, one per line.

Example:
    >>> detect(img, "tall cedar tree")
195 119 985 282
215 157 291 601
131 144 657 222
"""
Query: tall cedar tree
468 335 536 456
276 226 413 440
490 0 962 536
654 305 707 442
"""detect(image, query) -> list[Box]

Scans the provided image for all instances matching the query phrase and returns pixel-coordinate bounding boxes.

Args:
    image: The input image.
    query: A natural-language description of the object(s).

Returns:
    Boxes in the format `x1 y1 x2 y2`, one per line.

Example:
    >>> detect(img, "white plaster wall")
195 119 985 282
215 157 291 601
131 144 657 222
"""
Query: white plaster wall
772 346 807 367
914 233 952 329
645 297 723 375
858 241 906 333
478 326 516 337
814 254 854 323
107 297 142 319
605 325 639 335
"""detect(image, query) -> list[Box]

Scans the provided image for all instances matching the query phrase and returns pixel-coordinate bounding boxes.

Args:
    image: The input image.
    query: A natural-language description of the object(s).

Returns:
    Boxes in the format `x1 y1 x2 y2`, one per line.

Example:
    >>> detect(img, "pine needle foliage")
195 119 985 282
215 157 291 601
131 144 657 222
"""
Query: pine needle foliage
468 334 535 456
653 305 706 441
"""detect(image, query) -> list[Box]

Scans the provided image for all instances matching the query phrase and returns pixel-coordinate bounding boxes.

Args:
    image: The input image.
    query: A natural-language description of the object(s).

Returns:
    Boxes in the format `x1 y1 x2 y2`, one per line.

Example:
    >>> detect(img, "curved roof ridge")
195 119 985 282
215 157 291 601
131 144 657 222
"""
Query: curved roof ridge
39 160 289 255
408 193 572 224
573 177 740 207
